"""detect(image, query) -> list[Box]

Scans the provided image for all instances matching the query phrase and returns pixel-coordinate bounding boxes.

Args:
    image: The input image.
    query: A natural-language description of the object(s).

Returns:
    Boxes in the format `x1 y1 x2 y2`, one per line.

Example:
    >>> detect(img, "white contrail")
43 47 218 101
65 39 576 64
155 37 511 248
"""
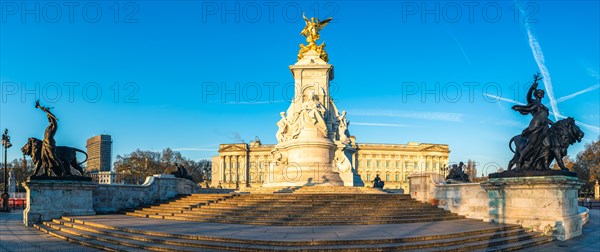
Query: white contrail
575 122 599 133
556 84 600 103
588 67 600 80
352 122 409 127
483 93 525 105
224 100 285 104
483 93 600 133
349 109 464 122
172 148 216 152
518 4 560 121
551 112 600 133
448 32 472 65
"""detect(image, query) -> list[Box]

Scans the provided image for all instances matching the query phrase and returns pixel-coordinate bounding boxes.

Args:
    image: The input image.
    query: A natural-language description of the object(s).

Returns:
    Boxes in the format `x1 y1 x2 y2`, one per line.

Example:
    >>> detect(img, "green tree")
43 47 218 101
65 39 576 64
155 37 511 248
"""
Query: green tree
552 155 575 171
573 137 600 193
114 148 211 185
0 157 34 193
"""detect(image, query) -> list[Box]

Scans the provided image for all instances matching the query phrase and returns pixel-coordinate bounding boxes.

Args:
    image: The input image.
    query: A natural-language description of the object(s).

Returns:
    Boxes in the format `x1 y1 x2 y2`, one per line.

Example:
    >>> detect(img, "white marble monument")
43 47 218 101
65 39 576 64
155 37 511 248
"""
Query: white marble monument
265 50 356 187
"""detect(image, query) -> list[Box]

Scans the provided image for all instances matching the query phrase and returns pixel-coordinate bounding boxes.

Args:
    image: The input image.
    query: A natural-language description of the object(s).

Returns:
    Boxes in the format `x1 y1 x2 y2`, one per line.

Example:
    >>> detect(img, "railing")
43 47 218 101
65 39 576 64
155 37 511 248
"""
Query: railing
0 198 27 210
579 199 599 209
10 192 26 198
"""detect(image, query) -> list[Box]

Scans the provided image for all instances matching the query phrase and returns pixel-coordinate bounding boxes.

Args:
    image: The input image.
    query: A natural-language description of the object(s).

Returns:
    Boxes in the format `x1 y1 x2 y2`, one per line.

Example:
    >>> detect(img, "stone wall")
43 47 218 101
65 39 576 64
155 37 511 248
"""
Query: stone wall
93 174 201 213
24 174 202 225
433 182 490 220
408 173 587 241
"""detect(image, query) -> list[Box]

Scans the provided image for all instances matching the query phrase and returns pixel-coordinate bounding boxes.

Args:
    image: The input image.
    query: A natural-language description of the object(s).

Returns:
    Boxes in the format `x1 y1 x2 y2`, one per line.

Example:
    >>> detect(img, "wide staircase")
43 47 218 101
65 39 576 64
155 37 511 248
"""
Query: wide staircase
31 187 553 251
125 189 463 225
237 186 389 194
35 216 551 251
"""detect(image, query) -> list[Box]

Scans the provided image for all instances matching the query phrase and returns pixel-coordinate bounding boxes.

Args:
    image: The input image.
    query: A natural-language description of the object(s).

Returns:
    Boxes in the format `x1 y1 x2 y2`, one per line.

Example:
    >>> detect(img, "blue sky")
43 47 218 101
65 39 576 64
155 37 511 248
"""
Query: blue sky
1 1 599 176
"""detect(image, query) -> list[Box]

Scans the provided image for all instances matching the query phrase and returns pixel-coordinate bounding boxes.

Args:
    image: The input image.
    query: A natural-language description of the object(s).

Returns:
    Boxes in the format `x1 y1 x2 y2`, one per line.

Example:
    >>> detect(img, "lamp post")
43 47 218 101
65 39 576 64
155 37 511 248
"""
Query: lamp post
2 129 13 212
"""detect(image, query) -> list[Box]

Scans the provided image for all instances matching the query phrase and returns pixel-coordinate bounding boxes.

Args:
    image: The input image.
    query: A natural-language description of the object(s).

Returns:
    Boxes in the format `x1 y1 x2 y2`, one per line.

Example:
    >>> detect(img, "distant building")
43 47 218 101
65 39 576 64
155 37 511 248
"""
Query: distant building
466 160 477 180
96 171 117 184
212 140 449 192
86 134 113 183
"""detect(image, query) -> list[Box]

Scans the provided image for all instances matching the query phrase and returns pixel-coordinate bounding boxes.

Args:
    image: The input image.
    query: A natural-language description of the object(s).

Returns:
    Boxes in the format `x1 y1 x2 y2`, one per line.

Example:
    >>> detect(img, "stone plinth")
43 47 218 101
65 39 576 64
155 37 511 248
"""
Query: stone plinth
409 173 586 241
482 176 584 240
408 172 445 203
23 180 97 226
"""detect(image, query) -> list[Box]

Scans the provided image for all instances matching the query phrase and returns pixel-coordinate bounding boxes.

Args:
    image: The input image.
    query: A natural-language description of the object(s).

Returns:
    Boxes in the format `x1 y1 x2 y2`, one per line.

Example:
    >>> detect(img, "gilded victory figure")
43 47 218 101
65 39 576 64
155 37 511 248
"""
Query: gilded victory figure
298 15 332 62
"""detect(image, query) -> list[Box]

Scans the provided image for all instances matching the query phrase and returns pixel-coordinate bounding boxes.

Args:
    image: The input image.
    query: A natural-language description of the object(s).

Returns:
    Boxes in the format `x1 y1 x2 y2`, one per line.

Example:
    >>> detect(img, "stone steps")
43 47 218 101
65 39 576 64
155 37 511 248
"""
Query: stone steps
129 211 453 220
33 217 551 251
197 204 431 210
137 194 237 209
151 208 449 215
125 191 464 226
239 186 389 194
133 215 466 226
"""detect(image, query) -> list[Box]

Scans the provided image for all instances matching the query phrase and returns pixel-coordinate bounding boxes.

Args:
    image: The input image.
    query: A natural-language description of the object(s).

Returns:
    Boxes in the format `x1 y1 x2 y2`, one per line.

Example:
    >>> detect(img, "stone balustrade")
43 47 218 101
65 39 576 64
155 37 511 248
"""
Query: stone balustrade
23 174 202 226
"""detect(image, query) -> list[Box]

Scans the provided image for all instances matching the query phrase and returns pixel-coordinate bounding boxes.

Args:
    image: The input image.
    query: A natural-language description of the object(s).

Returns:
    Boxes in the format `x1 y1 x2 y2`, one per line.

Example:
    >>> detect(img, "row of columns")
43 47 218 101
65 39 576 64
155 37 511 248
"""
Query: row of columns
423 155 446 172
220 155 248 188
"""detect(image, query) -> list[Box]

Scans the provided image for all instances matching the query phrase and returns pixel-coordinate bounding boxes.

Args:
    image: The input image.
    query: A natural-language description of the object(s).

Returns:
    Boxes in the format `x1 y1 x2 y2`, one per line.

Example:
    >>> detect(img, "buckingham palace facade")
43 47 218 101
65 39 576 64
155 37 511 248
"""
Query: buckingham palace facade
212 137 449 191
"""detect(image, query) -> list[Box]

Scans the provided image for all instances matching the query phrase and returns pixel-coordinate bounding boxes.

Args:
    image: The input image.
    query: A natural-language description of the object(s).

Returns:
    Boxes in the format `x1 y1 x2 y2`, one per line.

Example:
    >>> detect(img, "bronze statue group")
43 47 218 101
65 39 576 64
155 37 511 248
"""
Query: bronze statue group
504 73 584 176
21 100 88 179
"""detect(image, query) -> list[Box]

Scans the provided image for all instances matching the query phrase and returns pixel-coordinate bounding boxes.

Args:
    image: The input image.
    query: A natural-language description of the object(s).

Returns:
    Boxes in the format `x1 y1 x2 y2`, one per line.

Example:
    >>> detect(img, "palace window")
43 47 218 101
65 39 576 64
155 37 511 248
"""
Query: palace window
386 160 390 168
367 160 371 168
385 174 390 181
395 161 400 168
366 174 371 181
395 173 399 182
376 160 381 168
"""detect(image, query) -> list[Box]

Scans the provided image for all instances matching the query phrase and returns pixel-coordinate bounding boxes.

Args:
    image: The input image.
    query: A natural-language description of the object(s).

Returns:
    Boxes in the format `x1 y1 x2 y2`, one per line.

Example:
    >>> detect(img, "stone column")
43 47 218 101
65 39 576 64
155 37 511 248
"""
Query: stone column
237 156 241 181
264 50 343 187
425 156 430 172
228 156 233 183
221 156 226 183
595 180 599 200
8 169 16 196
245 154 250 187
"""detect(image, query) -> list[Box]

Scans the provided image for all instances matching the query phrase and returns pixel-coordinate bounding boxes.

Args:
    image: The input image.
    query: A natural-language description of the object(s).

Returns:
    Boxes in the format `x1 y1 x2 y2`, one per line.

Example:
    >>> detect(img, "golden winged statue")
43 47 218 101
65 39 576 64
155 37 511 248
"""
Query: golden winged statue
298 15 332 62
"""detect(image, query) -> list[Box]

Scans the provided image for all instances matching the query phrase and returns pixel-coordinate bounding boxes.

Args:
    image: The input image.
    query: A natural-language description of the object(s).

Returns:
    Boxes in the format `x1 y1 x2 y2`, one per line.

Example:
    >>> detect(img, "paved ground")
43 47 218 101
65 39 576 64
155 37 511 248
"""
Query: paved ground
0 210 99 252
1 209 599 251
523 209 600 252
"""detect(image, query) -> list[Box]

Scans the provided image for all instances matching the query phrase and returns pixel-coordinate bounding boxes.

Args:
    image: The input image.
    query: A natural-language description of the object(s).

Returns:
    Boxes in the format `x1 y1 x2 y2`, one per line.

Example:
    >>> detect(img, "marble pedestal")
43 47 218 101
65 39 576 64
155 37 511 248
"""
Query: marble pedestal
23 180 97 226
481 176 584 240
265 134 343 187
